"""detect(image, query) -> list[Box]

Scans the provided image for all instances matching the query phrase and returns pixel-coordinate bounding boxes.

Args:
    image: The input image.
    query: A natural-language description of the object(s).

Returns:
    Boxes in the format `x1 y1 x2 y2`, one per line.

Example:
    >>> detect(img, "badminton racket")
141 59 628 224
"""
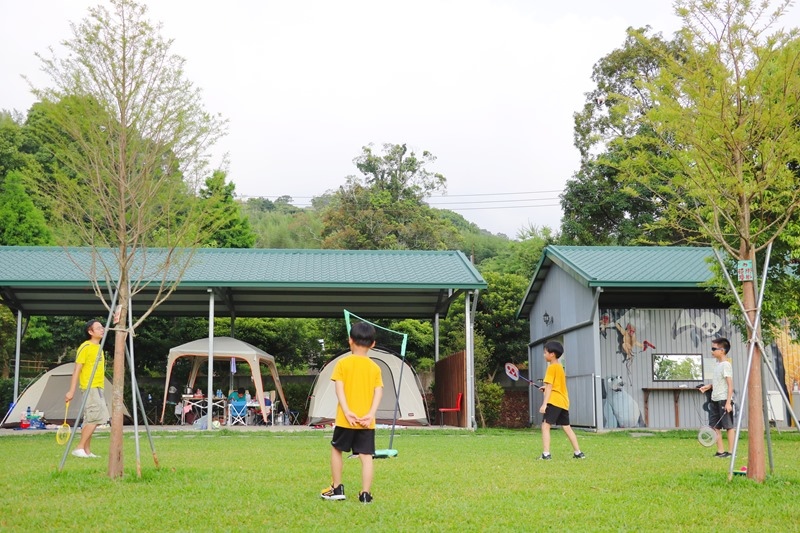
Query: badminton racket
693 386 718 447
697 425 717 447
56 402 70 445
505 363 544 390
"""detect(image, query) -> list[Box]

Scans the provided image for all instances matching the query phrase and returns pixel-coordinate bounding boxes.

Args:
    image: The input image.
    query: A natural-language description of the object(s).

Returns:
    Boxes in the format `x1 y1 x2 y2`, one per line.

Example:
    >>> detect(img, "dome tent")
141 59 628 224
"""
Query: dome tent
307 348 429 426
1 363 129 428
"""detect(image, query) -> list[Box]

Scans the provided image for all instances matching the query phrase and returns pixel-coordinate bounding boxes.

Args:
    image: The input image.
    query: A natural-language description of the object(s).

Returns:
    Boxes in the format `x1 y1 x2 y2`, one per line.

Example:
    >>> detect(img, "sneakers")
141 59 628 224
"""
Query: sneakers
71 449 90 458
87 452 100 458
321 484 345 501
714 451 732 458
358 491 373 504
540 452 585 460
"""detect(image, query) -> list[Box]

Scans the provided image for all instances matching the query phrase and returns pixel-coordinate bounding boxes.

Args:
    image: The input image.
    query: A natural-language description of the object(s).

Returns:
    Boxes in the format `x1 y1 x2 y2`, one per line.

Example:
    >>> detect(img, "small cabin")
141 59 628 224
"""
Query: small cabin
516 246 791 430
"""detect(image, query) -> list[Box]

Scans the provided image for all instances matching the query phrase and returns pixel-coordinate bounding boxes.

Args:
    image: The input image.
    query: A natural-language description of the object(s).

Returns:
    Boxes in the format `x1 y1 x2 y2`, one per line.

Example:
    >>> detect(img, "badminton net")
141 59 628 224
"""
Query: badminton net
344 309 407 360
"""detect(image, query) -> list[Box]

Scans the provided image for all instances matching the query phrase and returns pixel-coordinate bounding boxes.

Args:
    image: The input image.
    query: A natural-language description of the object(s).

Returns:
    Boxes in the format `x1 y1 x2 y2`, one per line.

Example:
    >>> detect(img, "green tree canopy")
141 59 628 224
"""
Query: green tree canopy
199 170 256 248
321 143 461 250
619 0 800 482
0 171 52 246
561 27 690 245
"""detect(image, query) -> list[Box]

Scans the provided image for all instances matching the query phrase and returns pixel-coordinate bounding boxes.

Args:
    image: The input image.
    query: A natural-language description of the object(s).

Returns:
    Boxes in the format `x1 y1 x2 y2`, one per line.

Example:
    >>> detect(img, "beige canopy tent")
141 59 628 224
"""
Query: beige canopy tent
160 337 288 424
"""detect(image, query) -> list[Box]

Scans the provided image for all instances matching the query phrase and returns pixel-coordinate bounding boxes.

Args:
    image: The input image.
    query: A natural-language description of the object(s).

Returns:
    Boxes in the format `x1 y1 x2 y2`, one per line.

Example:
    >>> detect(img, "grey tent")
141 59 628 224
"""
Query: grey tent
307 348 429 426
1 363 128 428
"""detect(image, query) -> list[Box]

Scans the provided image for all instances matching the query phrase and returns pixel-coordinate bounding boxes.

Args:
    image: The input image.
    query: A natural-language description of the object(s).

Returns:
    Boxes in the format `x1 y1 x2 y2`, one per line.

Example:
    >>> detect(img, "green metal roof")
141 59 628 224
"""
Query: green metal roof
0 246 486 319
517 246 717 317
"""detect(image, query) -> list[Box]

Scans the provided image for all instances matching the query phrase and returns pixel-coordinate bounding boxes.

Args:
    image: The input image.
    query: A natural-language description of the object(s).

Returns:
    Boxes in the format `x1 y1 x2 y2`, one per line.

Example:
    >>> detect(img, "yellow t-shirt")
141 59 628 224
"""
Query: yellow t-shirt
331 353 383 429
544 361 569 410
76 340 105 389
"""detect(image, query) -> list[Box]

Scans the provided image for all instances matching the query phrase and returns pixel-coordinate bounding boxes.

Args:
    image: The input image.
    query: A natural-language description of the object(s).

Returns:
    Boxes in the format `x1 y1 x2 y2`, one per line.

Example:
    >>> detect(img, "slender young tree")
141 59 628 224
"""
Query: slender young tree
27 0 227 478
622 0 800 482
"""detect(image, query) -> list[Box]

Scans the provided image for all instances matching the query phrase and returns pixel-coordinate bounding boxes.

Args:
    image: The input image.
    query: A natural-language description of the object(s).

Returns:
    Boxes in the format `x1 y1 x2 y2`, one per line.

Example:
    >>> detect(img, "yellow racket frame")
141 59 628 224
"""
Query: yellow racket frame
56 401 70 445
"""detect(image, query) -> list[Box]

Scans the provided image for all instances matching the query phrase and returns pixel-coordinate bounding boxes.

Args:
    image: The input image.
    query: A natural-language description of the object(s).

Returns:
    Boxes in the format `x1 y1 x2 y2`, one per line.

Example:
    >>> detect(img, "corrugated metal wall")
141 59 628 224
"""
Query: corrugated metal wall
528 267 599 427
599 307 749 429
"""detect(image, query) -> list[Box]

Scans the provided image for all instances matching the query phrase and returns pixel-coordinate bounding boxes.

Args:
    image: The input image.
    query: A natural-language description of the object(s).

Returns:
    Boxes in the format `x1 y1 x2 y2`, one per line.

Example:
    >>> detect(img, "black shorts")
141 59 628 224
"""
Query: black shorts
330 426 376 455
542 404 570 426
709 400 734 429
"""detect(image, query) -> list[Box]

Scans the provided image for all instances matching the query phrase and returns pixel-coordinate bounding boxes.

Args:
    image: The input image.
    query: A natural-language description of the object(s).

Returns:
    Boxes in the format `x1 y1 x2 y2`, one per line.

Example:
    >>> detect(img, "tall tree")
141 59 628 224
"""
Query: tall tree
622 0 800 482
199 170 256 248
562 28 690 245
28 0 227 478
321 143 461 250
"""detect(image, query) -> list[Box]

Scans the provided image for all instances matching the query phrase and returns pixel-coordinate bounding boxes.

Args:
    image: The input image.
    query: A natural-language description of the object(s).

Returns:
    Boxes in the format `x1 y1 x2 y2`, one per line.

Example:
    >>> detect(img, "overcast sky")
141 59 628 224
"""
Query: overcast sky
3 1 800 238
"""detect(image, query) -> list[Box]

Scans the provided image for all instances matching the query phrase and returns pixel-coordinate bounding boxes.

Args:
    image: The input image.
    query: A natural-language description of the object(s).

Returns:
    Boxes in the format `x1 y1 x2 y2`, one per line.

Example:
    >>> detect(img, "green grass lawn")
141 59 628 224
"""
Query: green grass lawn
1 427 798 532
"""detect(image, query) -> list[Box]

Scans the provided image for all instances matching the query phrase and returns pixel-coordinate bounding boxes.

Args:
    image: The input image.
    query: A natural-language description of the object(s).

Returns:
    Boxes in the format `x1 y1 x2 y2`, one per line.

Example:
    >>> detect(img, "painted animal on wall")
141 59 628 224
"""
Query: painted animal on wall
602 375 645 428
672 309 730 347
609 309 656 383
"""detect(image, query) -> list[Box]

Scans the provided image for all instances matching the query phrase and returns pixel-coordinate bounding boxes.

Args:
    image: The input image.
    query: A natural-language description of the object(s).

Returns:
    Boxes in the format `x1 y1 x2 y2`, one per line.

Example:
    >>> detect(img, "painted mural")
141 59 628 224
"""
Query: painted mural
599 308 736 429
772 323 800 395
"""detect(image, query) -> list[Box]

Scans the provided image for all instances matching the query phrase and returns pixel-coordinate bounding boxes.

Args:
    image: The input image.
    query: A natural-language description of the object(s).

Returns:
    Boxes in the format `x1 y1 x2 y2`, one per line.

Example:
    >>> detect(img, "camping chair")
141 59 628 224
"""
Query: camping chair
438 392 463 428
228 400 248 426
255 390 275 426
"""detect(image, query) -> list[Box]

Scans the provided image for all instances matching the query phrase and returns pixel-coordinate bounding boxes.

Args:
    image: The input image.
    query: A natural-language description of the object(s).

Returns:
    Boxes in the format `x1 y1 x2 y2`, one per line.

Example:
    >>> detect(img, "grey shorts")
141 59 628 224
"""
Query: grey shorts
709 400 734 430
83 387 110 425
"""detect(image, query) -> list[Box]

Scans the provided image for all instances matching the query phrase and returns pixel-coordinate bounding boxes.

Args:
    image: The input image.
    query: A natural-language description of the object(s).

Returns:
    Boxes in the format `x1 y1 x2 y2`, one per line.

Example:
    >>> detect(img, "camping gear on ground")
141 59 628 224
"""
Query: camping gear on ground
1 363 129 428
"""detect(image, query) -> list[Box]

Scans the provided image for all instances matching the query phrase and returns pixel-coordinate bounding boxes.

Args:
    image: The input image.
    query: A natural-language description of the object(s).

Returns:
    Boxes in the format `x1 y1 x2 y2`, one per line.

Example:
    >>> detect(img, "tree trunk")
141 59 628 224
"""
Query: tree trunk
107 284 128 479
742 251 765 482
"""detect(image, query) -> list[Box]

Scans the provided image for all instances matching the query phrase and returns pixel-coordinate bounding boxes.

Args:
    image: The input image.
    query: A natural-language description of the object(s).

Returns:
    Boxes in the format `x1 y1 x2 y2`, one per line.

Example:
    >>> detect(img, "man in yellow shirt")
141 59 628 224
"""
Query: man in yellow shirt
65 319 110 459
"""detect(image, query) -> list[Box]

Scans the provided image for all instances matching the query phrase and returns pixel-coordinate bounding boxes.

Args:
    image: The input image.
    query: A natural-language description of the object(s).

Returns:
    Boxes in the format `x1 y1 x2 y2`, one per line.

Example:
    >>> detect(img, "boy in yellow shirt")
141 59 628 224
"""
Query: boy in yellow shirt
321 321 384 503
539 340 585 460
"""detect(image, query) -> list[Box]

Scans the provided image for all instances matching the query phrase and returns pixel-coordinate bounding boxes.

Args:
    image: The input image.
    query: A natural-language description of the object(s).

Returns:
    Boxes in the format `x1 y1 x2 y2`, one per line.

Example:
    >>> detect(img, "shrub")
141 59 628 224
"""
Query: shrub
476 380 504 427
279 381 311 424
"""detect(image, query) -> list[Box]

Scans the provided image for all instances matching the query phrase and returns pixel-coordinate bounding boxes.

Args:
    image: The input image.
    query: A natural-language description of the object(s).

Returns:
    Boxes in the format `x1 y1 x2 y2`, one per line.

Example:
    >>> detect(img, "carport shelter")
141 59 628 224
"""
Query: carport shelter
0 246 486 426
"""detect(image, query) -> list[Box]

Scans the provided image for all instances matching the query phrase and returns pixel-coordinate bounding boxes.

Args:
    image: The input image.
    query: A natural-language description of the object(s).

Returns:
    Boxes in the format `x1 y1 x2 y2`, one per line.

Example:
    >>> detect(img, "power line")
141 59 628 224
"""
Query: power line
433 203 561 211
238 190 564 211
427 197 559 206
238 188 564 201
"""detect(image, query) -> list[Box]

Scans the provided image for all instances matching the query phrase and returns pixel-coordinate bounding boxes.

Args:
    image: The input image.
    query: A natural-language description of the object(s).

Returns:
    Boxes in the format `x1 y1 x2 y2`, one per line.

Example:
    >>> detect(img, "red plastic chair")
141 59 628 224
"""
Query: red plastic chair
438 392 463 427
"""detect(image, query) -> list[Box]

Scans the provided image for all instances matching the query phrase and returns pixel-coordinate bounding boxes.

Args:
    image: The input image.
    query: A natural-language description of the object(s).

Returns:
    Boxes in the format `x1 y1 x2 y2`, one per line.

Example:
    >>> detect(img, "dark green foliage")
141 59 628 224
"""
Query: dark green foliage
476 380 504 427
0 377 34 421
199 170 256 248
321 144 462 250
0 171 52 245
473 271 530 369
562 27 690 246
478 225 552 279
277 380 312 424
